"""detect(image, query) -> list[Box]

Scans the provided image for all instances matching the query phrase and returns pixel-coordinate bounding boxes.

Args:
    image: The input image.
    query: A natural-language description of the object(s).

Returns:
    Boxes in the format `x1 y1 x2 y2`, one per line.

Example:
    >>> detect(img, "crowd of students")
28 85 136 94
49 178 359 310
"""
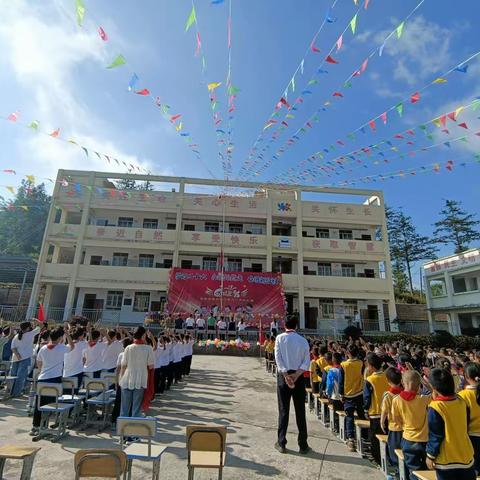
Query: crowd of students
265 334 480 480
0 319 194 441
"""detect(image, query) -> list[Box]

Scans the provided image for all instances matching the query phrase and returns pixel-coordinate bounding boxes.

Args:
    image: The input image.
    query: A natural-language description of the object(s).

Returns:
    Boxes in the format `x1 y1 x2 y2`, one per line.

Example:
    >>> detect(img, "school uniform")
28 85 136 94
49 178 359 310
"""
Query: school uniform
364 371 389 465
155 346 170 394
63 339 87 391
83 342 107 378
172 342 184 383
381 388 403 466
165 343 174 390
340 358 365 440
326 366 343 431
309 358 321 394
459 386 480 474
391 392 431 480
184 339 193 376
102 340 124 373
427 396 475 480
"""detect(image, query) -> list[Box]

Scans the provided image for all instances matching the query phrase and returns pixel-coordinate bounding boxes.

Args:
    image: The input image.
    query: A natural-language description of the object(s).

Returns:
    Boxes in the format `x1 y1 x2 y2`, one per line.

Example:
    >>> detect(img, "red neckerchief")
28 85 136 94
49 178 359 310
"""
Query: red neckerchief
435 395 456 401
88 341 97 348
389 386 403 395
400 390 417 401
134 339 145 345
47 343 57 350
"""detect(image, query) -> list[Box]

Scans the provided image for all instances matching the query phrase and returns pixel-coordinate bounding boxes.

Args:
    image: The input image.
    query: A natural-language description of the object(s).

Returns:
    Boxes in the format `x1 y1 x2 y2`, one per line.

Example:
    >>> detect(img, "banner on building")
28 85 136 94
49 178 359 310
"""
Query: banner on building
166 268 286 322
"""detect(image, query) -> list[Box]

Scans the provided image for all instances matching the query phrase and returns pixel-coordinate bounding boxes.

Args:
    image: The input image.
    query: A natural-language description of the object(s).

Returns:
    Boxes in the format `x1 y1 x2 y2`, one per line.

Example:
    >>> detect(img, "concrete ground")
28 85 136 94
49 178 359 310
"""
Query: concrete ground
0 355 384 479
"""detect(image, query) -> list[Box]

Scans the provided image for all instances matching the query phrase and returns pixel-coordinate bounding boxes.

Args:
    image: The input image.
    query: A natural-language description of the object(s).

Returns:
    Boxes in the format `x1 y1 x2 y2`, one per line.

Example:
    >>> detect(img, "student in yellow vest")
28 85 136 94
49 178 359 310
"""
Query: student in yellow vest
340 344 365 452
391 370 431 480
309 346 321 394
381 367 404 468
363 352 389 465
426 368 475 480
317 346 329 375
458 362 480 475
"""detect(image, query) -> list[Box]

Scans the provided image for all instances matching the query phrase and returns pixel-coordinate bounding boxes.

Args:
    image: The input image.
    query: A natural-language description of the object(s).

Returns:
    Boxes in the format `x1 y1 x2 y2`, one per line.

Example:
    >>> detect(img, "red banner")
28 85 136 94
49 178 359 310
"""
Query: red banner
167 268 286 322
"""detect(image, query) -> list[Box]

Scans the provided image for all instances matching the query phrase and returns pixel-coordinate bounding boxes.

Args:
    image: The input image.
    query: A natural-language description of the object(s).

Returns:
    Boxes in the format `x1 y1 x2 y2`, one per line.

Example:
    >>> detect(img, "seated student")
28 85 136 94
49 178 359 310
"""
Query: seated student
63 327 88 391
321 352 333 395
381 367 404 467
317 345 329 378
391 370 431 480
340 344 366 452
426 368 475 480
326 352 343 432
309 346 321 394
458 362 480 475
83 330 107 378
363 352 389 465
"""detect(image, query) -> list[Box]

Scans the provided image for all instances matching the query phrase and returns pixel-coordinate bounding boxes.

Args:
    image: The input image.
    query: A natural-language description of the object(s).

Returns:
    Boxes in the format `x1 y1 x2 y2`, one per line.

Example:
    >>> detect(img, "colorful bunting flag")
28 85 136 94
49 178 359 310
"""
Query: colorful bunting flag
396 21 405 38
29 120 39 130
433 77 447 84
310 40 320 53
185 5 197 32
106 54 126 69
207 82 222 91
128 73 139 92
410 92 420 103
50 128 60 137
98 26 108 41
454 64 468 73
360 58 369 73
336 35 343 52
395 103 403 117
325 55 339 64
350 14 358 35
136 88 150 95
459 122 468 129
380 112 388 124
7 112 19 122
76 0 85 26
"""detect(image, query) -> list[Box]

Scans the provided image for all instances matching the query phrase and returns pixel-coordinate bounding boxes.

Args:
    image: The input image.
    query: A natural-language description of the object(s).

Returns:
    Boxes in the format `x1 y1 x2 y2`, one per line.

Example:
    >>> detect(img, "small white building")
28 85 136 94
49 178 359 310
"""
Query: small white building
424 248 480 335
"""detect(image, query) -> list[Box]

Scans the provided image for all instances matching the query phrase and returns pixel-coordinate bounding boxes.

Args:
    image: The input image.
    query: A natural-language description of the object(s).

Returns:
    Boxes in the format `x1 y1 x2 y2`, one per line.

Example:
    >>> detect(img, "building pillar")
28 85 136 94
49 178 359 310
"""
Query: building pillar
62 172 95 321
27 171 64 318
296 190 306 329
173 180 185 267
427 309 435 333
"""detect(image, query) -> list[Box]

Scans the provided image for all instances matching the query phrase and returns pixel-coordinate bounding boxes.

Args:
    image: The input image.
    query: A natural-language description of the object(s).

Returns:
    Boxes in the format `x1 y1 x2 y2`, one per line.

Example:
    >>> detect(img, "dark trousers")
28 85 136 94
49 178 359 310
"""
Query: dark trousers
69 372 84 394
173 361 182 383
112 385 122 424
312 381 320 394
185 355 192 375
369 417 383 465
32 376 62 428
387 430 402 466
277 373 308 450
154 368 162 394
401 439 426 480
158 366 168 393
166 362 174 390
197 328 204 340
344 394 365 439
332 399 343 431
435 468 476 480
471 435 480 475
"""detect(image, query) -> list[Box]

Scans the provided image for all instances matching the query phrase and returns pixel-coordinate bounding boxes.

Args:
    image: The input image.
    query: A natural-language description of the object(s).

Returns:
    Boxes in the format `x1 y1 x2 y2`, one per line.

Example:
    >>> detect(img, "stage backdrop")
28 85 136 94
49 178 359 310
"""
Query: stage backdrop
167 268 286 321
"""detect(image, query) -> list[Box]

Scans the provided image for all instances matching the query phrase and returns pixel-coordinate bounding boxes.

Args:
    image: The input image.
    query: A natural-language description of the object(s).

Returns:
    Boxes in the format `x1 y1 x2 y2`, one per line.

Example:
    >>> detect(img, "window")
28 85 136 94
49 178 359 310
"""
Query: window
229 223 243 234
318 262 332 276
118 217 134 228
163 258 173 268
90 255 102 266
205 222 219 232
361 234 372 241
341 263 355 277
250 225 264 235
272 258 292 274
95 218 108 226
251 263 263 272
143 218 158 229
316 228 330 239
138 254 154 268
184 224 195 231
273 225 291 236
226 258 242 272
203 256 218 270
452 276 478 294
167 223 176 230
429 279 446 297
339 229 353 240
112 253 128 266
133 292 150 312
344 300 357 319
181 259 193 269
364 269 375 278
106 291 123 310
320 299 334 319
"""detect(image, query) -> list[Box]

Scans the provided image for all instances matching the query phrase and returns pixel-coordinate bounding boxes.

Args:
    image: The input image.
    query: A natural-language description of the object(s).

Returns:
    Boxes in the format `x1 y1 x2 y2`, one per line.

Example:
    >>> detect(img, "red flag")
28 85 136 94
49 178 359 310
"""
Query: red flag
98 26 108 41
332 92 343 97
380 111 387 124
38 303 45 322
447 112 457 122
360 58 369 73
410 92 420 103
325 55 339 64
369 119 376 131
310 40 320 53
458 122 468 129
136 88 150 95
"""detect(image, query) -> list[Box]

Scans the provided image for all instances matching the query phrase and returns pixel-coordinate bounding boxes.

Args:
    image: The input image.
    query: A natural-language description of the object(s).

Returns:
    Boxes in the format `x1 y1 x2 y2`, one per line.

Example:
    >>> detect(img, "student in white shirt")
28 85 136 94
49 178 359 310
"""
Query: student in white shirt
184 335 194 376
217 318 227 340
185 315 195 330
165 338 174 390
31 326 74 437
83 330 107 378
154 336 171 394
196 316 206 340
63 327 88 389
172 336 184 384
10 320 41 397
102 330 124 372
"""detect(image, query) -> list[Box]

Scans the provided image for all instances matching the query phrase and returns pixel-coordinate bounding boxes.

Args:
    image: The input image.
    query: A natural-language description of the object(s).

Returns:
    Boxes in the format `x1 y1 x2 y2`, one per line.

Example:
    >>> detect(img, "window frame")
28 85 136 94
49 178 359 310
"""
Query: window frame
339 229 353 240
138 254 154 268
133 291 151 312
106 290 123 310
112 253 128 267
142 218 158 229
118 217 134 228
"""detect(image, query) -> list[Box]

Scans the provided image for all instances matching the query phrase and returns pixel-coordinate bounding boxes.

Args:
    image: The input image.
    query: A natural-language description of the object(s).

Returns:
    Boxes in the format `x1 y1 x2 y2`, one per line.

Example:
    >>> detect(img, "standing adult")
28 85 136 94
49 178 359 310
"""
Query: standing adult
10 320 41 397
119 326 154 418
196 316 206 340
270 317 280 337
274 316 311 454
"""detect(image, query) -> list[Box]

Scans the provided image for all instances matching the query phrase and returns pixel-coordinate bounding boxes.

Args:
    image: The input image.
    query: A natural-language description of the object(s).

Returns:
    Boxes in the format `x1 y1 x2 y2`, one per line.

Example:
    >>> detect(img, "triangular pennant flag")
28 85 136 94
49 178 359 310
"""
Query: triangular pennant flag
325 55 339 64
336 35 343 51
458 122 468 129
454 64 468 73
380 112 387 124
332 92 343 97
98 26 108 41
185 5 197 32
433 77 447 84
364 0 370 8
361 58 369 73
455 106 464 118
29 120 39 129
396 21 405 39
350 14 358 35
76 0 85 26
207 82 222 91
106 54 126 69
369 120 376 131
440 115 447 127
128 73 139 91
410 92 420 103
300 59 304 75
7 112 19 122
81 147 89 157
379 41 386 57
136 88 150 95
6 186 15 194
50 128 60 137
310 39 320 53
395 103 403 116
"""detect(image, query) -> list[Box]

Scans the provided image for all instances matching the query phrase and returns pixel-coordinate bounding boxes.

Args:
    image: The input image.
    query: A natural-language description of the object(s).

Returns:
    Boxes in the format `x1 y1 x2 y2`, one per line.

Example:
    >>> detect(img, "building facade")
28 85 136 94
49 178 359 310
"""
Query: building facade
28 170 396 332
424 248 480 335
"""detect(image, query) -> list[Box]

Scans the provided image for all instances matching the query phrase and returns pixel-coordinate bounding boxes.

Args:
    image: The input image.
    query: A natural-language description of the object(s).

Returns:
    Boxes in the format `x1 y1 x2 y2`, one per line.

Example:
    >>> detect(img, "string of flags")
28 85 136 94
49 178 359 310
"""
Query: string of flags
240 0 429 181
272 98 480 184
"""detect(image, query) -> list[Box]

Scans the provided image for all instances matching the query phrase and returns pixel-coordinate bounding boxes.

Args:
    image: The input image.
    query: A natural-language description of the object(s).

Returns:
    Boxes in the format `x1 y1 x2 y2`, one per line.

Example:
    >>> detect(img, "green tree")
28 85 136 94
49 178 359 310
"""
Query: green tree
433 199 480 254
114 178 138 190
386 207 438 293
0 180 51 257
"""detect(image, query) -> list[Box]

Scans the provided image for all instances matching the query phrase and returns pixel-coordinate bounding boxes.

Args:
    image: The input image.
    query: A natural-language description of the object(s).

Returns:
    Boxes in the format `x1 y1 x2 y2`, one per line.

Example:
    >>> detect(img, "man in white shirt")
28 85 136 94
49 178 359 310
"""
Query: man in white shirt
83 330 107 378
185 315 195 330
217 318 227 339
270 318 280 337
274 316 311 455
196 316 205 340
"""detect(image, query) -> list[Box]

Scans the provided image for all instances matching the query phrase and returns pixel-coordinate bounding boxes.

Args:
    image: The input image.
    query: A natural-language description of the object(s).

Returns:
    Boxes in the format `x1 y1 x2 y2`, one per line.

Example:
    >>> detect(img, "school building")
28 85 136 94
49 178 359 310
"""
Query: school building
27 170 396 332
424 248 480 335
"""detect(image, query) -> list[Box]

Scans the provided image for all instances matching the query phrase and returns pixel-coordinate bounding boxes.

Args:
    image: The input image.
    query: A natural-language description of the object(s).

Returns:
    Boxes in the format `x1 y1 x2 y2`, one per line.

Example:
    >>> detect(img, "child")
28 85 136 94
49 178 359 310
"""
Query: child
363 352 389 465
83 330 106 378
381 367 404 467
310 346 321 394
426 368 475 480
321 351 333 395
326 352 343 432
458 362 480 475
340 344 365 452
391 370 431 480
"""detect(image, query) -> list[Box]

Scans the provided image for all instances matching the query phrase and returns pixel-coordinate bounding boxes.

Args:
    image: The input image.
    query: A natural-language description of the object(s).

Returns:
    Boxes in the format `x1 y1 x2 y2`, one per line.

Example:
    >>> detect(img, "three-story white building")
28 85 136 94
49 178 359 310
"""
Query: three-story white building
28 170 396 332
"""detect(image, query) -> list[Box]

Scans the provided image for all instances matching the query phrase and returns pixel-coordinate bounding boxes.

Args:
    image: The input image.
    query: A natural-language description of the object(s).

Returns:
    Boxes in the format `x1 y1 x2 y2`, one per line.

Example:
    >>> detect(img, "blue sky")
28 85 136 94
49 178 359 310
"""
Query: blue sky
0 0 479 264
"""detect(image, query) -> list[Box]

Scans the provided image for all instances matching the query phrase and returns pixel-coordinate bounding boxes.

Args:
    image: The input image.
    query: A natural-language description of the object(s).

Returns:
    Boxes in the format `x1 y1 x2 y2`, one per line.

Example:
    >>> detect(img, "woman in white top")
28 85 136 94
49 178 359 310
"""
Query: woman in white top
10 320 41 397
119 326 154 418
